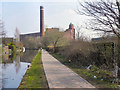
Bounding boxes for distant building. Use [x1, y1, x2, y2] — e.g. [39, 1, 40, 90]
[20, 6, 45, 41]
[20, 32, 40, 41]
[65, 23, 75, 40]
[92, 36, 118, 43]
[46, 28, 59, 32]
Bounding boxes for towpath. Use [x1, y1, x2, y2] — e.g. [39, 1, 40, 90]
[42, 50, 95, 88]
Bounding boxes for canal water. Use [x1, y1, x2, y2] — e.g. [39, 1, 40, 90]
[1, 50, 38, 88]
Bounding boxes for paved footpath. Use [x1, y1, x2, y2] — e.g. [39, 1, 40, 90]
[42, 50, 95, 88]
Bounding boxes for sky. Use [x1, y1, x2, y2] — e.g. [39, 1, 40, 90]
[1, 0, 102, 39]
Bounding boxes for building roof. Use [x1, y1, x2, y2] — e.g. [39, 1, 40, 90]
[70, 22, 73, 25]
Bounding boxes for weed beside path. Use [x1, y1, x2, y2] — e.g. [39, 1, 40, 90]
[19, 50, 48, 88]
[50, 52, 118, 88]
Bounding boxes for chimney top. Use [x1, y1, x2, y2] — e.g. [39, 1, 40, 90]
[40, 6, 44, 9]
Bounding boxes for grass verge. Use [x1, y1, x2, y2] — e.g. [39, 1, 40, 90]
[19, 50, 48, 88]
[50, 52, 119, 88]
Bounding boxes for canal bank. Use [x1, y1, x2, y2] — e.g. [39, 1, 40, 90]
[2, 50, 38, 88]
[19, 50, 48, 88]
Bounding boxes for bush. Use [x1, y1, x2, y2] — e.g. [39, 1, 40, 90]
[53, 39, 116, 71]
[54, 39, 95, 66]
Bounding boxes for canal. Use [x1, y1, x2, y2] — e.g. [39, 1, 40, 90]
[1, 50, 38, 88]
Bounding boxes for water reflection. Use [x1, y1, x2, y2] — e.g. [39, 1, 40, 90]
[2, 62, 30, 88]
[2, 50, 38, 88]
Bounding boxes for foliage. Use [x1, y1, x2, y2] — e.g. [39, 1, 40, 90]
[12, 44, 16, 53]
[42, 29, 70, 52]
[7, 42, 16, 53]
[21, 36, 42, 49]
[51, 39, 95, 66]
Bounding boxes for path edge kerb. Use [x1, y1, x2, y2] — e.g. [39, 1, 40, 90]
[41, 49, 50, 88]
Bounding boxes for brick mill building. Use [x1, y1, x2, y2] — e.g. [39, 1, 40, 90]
[20, 6, 75, 41]
[65, 23, 75, 40]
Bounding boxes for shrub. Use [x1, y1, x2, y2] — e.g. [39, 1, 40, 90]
[53, 38, 116, 71]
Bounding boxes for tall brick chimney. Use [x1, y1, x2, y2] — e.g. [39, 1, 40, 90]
[40, 6, 44, 37]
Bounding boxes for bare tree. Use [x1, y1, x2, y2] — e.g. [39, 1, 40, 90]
[14, 27, 20, 42]
[75, 25, 81, 39]
[75, 25, 87, 40]
[77, 0, 120, 38]
[0, 20, 6, 38]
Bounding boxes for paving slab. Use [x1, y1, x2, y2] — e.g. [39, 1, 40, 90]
[42, 50, 95, 88]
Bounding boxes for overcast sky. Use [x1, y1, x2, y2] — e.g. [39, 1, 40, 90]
[1, 0, 102, 39]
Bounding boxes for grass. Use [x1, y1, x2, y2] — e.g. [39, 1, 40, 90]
[50, 52, 119, 88]
[19, 50, 48, 88]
